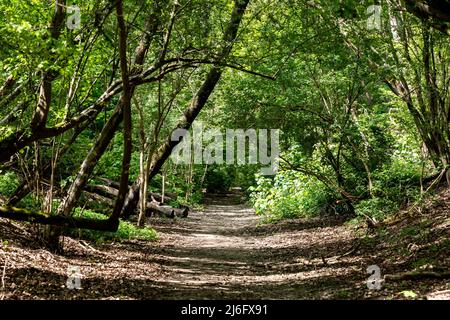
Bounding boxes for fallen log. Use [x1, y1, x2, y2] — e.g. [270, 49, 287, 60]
[85, 184, 119, 199]
[83, 191, 115, 214]
[0, 206, 118, 231]
[146, 201, 189, 218]
[92, 178, 175, 203]
[149, 192, 174, 204]
[84, 191, 114, 206]
[83, 186, 189, 218]
[96, 177, 125, 190]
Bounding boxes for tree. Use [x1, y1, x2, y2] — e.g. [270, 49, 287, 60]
[0, 0, 253, 242]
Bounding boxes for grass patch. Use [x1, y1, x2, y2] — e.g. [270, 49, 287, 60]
[70, 208, 158, 243]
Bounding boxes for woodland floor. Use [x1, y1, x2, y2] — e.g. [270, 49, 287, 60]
[0, 192, 449, 300]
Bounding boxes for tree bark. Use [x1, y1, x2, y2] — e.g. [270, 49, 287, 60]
[0, 75, 15, 98]
[110, 0, 133, 222]
[30, 0, 66, 130]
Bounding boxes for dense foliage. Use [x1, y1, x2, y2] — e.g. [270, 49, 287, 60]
[0, 0, 449, 245]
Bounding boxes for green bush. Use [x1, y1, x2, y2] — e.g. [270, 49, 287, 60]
[250, 155, 424, 223]
[355, 157, 422, 220]
[0, 171, 20, 196]
[249, 170, 334, 221]
[354, 197, 399, 221]
[94, 132, 140, 181]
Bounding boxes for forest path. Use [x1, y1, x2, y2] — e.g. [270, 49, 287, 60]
[139, 192, 365, 299]
[0, 192, 364, 299]
[2, 192, 448, 299]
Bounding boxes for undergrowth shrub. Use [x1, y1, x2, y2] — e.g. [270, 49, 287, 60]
[249, 171, 333, 221]
[0, 171, 19, 197]
[355, 157, 422, 220]
[250, 156, 425, 223]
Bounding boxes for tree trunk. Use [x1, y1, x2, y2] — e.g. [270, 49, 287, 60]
[110, 0, 133, 222]
[57, 104, 123, 216]
[0, 206, 119, 231]
[39, 225, 62, 253]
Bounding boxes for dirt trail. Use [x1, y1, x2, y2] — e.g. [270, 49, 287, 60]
[0, 192, 448, 299]
[146, 193, 370, 299]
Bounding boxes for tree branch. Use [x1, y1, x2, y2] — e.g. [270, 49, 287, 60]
[0, 206, 118, 231]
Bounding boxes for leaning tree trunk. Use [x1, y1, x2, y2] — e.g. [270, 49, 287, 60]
[121, 0, 251, 217]
[34, 0, 66, 252]
[57, 104, 123, 217]
[110, 0, 133, 222]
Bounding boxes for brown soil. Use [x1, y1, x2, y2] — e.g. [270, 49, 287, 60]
[0, 192, 448, 300]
